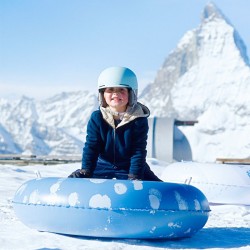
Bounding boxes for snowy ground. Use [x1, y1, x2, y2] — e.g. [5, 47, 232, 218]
[0, 161, 250, 250]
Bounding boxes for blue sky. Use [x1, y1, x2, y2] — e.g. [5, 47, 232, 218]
[1, 0, 250, 99]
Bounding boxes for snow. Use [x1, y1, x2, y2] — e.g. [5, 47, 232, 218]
[0, 3, 250, 248]
[1, 161, 249, 250]
[161, 161, 250, 206]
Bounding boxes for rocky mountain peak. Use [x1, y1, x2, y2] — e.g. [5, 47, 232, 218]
[139, 2, 250, 118]
[139, 3, 250, 161]
[202, 2, 226, 22]
[201, 2, 249, 65]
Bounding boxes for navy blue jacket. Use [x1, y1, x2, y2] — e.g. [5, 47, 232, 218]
[81, 104, 149, 178]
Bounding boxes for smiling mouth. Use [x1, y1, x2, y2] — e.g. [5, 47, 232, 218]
[111, 97, 122, 101]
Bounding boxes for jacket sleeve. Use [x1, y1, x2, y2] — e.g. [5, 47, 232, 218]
[129, 117, 148, 178]
[81, 111, 102, 175]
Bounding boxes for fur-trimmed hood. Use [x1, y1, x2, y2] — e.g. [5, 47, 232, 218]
[100, 102, 150, 129]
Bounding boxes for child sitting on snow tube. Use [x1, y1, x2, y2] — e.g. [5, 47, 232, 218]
[69, 66, 162, 181]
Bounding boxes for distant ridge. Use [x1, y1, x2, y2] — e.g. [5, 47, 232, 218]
[0, 91, 98, 155]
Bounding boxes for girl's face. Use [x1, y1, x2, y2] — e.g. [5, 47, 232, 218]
[103, 87, 129, 112]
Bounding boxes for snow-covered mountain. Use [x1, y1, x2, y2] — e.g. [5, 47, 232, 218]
[1, 2, 250, 162]
[140, 2, 250, 162]
[0, 92, 98, 155]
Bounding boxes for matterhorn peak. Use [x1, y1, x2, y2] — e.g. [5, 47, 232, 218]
[201, 2, 249, 65]
[202, 2, 226, 22]
[139, 2, 250, 162]
[140, 1, 250, 118]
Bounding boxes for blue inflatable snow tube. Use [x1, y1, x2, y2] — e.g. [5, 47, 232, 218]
[13, 178, 210, 239]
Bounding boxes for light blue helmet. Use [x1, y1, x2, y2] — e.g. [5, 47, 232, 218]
[98, 66, 138, 107]
[98, 66, 138, 91]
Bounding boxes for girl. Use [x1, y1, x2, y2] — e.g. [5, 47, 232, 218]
[69, 66, 162, 181]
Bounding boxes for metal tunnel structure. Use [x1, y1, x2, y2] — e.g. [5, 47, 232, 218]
[147, 117, 197, 162]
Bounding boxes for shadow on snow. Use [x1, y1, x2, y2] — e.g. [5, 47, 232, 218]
[60, 227, 250, 249]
